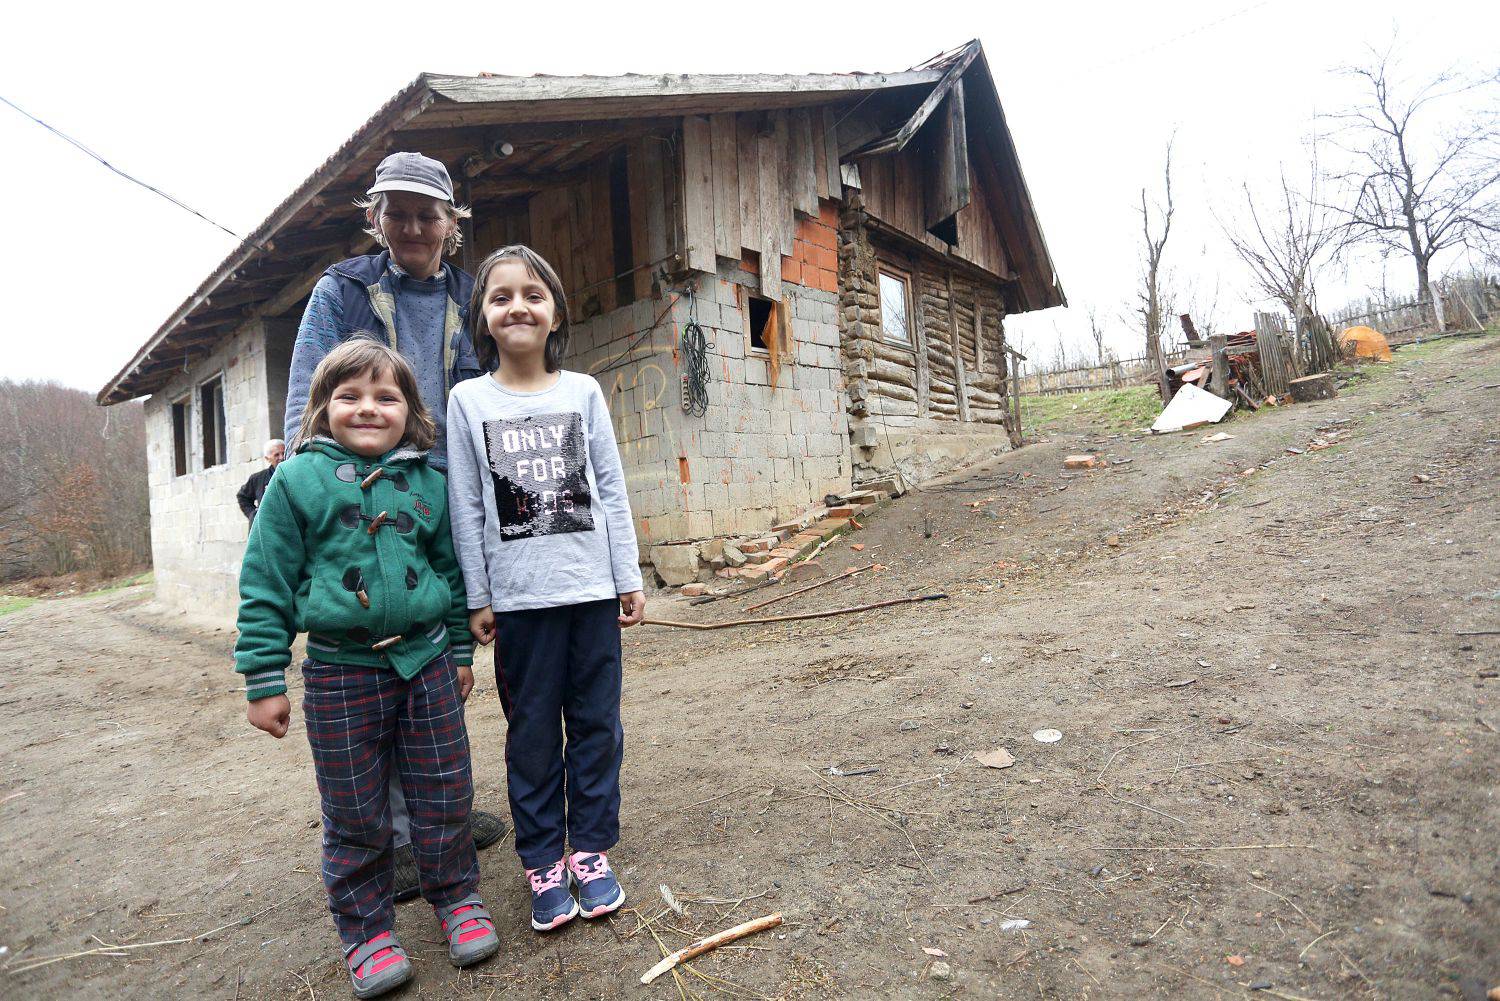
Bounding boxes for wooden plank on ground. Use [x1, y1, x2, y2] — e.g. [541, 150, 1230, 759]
[709, 113, 741, 259]
[681, 115, 717, 273]
[737, 113, 762, 254]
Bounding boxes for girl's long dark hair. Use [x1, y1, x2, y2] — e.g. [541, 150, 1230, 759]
[466, 245, 571, 373]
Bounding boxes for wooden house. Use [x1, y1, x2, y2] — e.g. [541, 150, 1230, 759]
[99, 41, 1063, 614]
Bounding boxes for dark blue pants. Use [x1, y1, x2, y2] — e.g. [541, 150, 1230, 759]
[493, 598, 623, 870]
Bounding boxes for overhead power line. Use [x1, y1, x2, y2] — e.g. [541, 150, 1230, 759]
[0, 93, 250, 244]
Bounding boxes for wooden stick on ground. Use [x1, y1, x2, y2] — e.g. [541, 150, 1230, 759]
[640, 912, 783, 984]
[744, 564, 874, 613]
[643, 593, 947, 631]
[1088, 843, 1318, 852]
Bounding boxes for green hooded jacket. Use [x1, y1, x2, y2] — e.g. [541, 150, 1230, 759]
[233, 438, 473, 701]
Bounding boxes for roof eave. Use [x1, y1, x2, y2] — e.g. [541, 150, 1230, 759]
[96, 75, 439, 405]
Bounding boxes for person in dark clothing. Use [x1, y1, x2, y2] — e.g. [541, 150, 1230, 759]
[236, 439, 286, 523]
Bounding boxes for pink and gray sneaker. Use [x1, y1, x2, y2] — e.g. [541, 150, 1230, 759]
[526, 859, 580, 932]
[344, 931, 411, 999]
[568, 851, 626, 918]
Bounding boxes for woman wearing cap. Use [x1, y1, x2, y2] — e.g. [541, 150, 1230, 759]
[283, 152, 508, 904]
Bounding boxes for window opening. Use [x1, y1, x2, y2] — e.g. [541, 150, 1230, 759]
[171, 399, 190, 477]
[200, 376, 227, 468]
[879, 271, 911, 345]
[748, 295, 775, 353]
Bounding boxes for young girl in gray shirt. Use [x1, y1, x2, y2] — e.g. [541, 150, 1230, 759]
[445, 245, 645, 934]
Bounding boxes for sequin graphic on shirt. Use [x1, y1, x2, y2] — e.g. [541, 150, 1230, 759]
[482, 412, 593, 540]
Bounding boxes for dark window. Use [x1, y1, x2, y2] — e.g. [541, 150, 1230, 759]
[200, 377, 227, 468]
[171, 399, 190, 477]
[748, 295, 775, 353]
[608, 147, 635, 304]
[879, 271, 911, 344]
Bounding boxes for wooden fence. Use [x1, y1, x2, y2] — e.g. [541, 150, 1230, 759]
[1328, 276, 1500, 344]
[1017, 349, 1189, 396]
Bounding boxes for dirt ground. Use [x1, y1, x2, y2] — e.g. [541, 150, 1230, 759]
[2, 333, 1497, 1000]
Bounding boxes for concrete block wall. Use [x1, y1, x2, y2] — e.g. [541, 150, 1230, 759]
[567, 257, 851, 551]
[566, 297, 686, 549]
[144, 320, 273, 623]
[678, 258, 851, 540]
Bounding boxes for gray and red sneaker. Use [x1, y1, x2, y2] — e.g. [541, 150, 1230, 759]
[344, 931, 411, 999]
[568, 851, 626, 918]
[526, 859, 579, 932]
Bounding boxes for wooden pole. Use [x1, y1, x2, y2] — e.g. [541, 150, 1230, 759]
[1208, 334, 1230, 400]
[743, 564, 874, 612]
[642, 593, 947, 631]
[640, 913, 783, 984]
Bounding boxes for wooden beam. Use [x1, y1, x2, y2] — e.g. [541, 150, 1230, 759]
[788, 108, 819, 217]
[709, 113, 741, 258]
[423, 69, 944, 108]
[680, 115, 717, 273]
[736, 113, 763, 254]
[756, 124, 782, 300]
[946, 271, 971, 421]
[820, 107, 842, 197]
[922, 79, 971, 243]
[909, 256, 931, 416]
[99, 82, 436, 405]
[845, 42, 980, 158]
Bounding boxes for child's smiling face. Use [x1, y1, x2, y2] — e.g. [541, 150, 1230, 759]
[481, 259, 559, 363]
[327, 367, 408, 458]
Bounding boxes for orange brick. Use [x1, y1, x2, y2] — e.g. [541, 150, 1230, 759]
[762, 556, 790, 576]
[812, 245, 837, 271]
[818, 200, 839, 226]
[818, 268, 839, 293]
[741, 252, 759, 274]
[782, 257, 803, 284]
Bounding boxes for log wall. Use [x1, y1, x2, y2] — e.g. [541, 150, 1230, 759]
[837, 189, 1015, 477]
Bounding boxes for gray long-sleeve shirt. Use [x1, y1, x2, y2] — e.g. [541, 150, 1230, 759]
[446, 371, 643, 612]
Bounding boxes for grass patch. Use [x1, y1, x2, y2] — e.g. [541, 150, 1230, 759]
[1021, 385, 1162, 436]
[92, 571, 154, 596]
[0, 595, 37, 617]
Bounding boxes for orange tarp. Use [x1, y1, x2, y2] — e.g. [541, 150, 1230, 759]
[1338, 325, 1392, 361]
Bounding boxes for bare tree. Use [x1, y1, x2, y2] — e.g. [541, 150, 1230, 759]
[1327, 44, 1500, 327]
[1224, 165, 1346, 322]
[1137, 141, 1175, 398]
[1085, 307, 1110, 366]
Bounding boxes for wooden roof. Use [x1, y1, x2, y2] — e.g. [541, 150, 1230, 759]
[99, 45, 1060, 405]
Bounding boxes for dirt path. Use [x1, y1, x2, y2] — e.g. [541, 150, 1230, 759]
[2, 334, 1497, 1000]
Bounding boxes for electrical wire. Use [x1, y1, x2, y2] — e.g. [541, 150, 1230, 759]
[0, 93, 253, 245]
[679, 288, 714, 417]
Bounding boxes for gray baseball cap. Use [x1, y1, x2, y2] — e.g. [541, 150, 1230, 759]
[367, 152, 454, 202]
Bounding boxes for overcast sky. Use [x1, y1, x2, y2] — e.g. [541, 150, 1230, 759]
[1, 0, 1495, 395]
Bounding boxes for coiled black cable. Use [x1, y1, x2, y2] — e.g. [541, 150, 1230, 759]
[680, 317, 713, 418]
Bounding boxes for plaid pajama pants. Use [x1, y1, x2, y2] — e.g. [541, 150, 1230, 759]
[301, 650, 479, 946]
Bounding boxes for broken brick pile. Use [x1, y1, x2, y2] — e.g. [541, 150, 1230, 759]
[648, 485, 895, 589]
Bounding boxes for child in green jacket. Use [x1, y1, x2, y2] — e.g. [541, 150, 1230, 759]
[235, 339, 498, 998]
